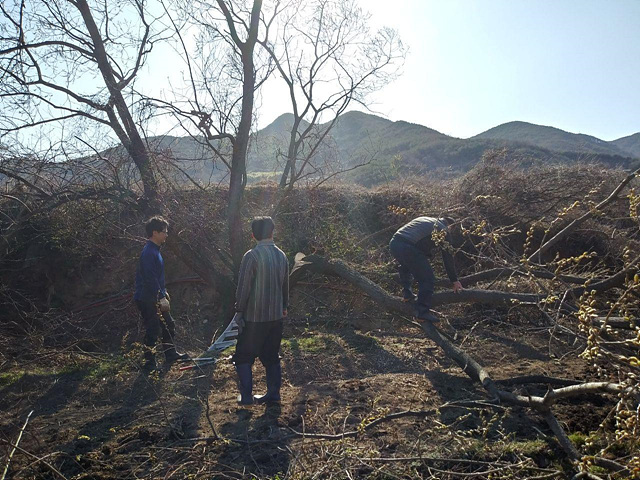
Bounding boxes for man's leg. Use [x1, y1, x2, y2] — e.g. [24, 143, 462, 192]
[232, 322, 262, 405]
[255, 320, 284, 404]
[136, 300, 160, 371]
[409, 254, 437, 322]
[389, 238, 416, 301]
[159, 311, 188, 362]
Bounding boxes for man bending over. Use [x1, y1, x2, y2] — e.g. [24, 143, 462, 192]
[389, 216, 463, 323]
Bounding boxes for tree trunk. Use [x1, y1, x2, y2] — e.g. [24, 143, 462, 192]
[75, 0, 160, 214]
[223, 0, 262, 272]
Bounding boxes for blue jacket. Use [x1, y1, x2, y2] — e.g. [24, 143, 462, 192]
[133, 241, 167, 303]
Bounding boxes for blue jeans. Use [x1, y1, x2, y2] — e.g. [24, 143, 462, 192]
[389, 236, 435, 311]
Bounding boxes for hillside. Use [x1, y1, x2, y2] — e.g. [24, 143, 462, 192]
[64, 113, 638, 189]
[247, 113, 636, 185]
[1, 164, 638, 479]
[473, 121, 630, 157]
[612, 131, 640, 158]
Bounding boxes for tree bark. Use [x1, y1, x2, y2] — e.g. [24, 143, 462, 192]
[218, 0, 263, 272]
[75, 0, 160, 214]
[290, 252, 636, 466]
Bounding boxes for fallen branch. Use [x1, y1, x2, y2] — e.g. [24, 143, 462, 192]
[0, 437, 66, 480]
[1, 410, 34, 480]
[291, 252, 637, 469]
[528, 167, 639, 263]
[438, 267, 591, 288]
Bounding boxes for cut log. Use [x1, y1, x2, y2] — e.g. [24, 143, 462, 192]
[290, 252, 637, 468]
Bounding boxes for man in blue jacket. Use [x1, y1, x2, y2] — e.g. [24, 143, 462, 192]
[134, 216, 188, 371]
[389, 216, 463, 323]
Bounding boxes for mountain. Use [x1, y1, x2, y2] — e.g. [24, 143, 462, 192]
[65, 113, 636, 189]
[612, 132, 640, 159]
[244, 113, 636, 185]
[473, 121, 630, 157]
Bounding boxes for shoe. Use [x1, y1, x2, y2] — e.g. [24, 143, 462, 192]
[142, 351, 157, 373]
[414, 304, 440, 324]
[235, 363, 254, 405]
[254, 362, 282, 404]
[164, 348, 190, 363]
[402, 289, 416, 302]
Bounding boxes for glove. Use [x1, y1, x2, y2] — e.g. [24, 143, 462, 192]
[158, 297, 170, 312]
[233, 312, 245, 335]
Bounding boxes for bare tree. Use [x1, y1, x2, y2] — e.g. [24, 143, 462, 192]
[258, 0, 405, 192]
[0, 0, 166, 212]
[157, 0, 275, 269]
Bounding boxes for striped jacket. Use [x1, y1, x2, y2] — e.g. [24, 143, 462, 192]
[235, 239, 289, 323]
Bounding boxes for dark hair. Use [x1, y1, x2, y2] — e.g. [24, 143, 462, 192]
[145, 216, 169, 238]
[251, 216, 275, 241]
[440, 216, 455, 227]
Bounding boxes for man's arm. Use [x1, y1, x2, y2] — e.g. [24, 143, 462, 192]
[440, 229, 464, 292]
[235, 251, 256, 312]
[141, 251, 163, 301]
[282, 257, 290, 316]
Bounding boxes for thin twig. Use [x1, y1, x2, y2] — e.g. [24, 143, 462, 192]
[1, 410, 34, 480]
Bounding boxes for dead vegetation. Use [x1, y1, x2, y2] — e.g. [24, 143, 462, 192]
[1, 160, 640, 479]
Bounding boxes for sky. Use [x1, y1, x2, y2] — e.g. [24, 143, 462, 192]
[256, 0, 640, 141]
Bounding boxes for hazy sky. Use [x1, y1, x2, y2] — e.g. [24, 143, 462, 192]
[257, 0, 640, 141]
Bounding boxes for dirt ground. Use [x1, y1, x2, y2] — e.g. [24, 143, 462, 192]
[1, 286, 621, 480]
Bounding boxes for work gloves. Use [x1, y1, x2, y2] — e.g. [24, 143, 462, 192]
[158, 297, 170, 312]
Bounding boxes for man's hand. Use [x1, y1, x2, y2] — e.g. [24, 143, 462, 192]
[158, 297, 171, 312]
[452, 281, 463, 293]
[233, 312, 245, 335]
[164, 291, 171, 302]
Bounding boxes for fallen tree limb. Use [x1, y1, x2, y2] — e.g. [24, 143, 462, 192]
[495, 375, 581, 387]
[293, 254, 543, 309]
[593, 317, 637, 330]
[291, 252, 637, 470]
[528, 166, 639, 263]
[437, 267, 591, 288]
[1, 410, 34, 480]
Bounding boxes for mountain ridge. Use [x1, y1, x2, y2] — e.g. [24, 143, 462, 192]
[135, 112, 639, 186]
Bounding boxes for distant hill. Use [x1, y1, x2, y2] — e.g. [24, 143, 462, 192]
[474, 121, 631, 157]
[78, 113, 637, 188]
[612, 132, 640, 159]
[244, 113, 636, 185]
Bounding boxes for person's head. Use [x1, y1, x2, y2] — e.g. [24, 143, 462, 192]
[251, 216, 275, 241]
[145, 216, 169, 245]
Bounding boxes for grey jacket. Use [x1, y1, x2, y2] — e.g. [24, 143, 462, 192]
[393, 216, 458, 282]
[235, 239, 289, 323]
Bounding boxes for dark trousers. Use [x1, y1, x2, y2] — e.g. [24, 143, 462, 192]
[233, 320, 283, 367]
[135, 300, 176, 352]
[389, 236, 435, 309]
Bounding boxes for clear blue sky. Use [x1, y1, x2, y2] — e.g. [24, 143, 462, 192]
[258, 0, 640, 140]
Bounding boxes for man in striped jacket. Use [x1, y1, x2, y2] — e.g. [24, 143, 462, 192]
[233, 216, 289, 405]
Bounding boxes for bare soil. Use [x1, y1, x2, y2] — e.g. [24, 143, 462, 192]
[0, 294, 616, 480]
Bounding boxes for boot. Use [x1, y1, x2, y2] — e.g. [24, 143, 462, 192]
[415, 304, 440, 324]
[235, 363, 254, 405]
[164, 345, 189, 363]
[254, 362, 281, 404]
[402, 288, 416, 302]
[142, 350, 156, 372]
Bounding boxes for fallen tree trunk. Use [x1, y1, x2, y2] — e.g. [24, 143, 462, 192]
[291, 252, 636, 474]
[437, 267, 592, 288]
[292, 253, 543, 308]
